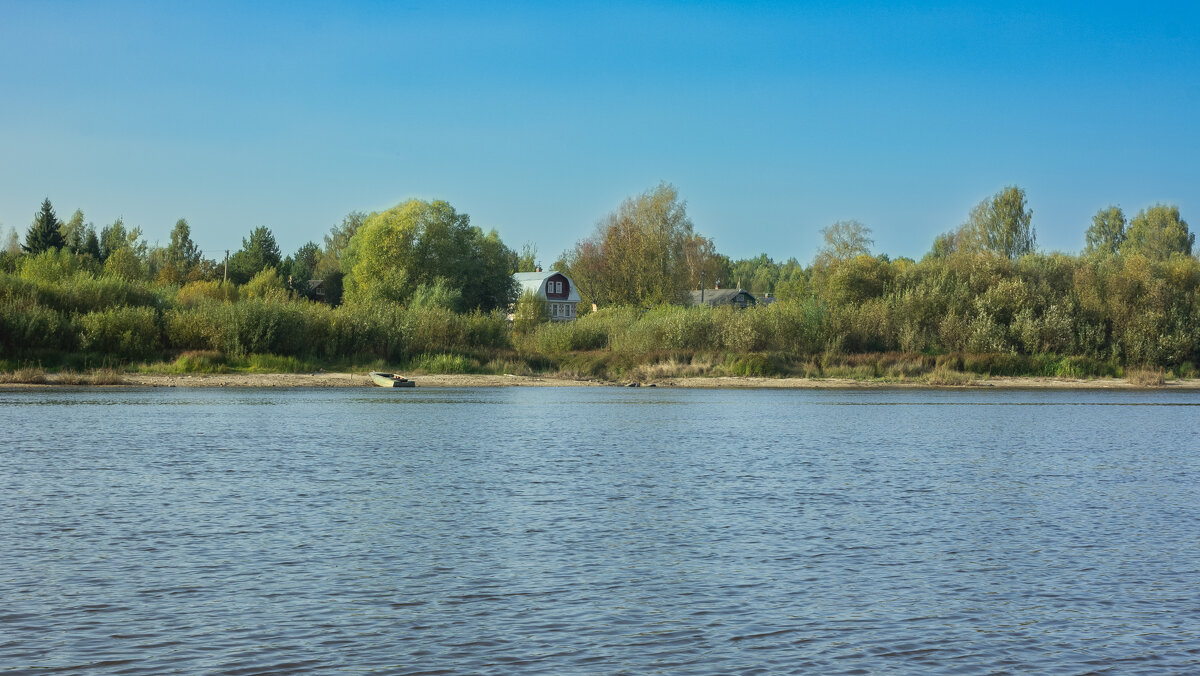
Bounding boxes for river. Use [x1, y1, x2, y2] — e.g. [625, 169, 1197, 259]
[2, 386, 1199, 674]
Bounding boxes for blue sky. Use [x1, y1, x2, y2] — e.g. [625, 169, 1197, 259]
[2, 1, 1197, 265]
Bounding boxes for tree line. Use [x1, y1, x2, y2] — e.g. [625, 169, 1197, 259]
[1, 184, 1197, 372]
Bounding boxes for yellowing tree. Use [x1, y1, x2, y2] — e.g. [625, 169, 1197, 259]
[1121, 204, 1192, 259]
[558, 183, 717, 307]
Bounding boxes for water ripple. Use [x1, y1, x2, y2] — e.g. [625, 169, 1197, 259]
[2, 387, 1199, 673]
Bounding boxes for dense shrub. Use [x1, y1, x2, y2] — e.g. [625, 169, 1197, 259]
[0, 297, 74, 354]
[177, 280, 241, 306]
[79, 307, 160, 358]
[4, 241, 1200, 374]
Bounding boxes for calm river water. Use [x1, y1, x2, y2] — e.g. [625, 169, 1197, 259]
[2, 386, 1200, 674]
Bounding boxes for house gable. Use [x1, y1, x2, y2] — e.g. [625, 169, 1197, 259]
[512, 270, 582, 321]
[544, 272, 570, 300]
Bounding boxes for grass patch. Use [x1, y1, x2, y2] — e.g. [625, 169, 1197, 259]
[483, 358, 534, 376]
[410, 352, 480, 374]
[923, 367, 975, 386]
[0, 365, 48, 384]
[56, 368, 127, 385]
[629, 354, 716, 381]
[720, 352, 778, 377]
[239, 353, 316, 373]
[1125, 367, 1167, 387]
[162, 350, 229, 373]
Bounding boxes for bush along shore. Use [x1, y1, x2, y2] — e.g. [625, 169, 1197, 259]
[2, 247, 1199, 387]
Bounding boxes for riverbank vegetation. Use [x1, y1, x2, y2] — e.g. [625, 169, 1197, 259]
[2, 186, 1197, 383]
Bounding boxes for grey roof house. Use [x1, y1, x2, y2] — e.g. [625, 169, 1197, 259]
[688, 288, 757, 308]
[514, 270, 581, 321]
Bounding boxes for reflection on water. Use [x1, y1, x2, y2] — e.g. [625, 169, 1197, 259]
[2, 387, 1199, 674]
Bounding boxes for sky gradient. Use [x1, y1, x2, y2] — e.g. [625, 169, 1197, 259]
[2, 1, 1197, 266]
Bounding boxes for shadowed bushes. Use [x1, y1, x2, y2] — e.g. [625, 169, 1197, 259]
[79, 307, 160, 359]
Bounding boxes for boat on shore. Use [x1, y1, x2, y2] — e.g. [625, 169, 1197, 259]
[369, 372, 415, 388]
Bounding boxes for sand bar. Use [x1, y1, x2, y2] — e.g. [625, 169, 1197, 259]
[4, 372, 1200, 390]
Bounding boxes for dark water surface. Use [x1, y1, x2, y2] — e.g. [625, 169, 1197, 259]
[3, 386, 1200, 674]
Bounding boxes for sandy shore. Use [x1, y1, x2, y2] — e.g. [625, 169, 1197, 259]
[5, 372, 1199, 390]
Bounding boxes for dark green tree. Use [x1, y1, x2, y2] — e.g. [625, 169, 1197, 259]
[288, 242, 321, 280]
[166, 218, 202, 269]
[286, 241, 322, 296]
[82, 225, 101, 260]
[22, 198, 66, 254]
[319, 269, 345, 306]
[228, 226, 282, 284]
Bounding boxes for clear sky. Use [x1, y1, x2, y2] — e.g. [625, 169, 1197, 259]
[2, 1, 1197, 266]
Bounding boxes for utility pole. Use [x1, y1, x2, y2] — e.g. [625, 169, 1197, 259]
[223, 250, 229, 284]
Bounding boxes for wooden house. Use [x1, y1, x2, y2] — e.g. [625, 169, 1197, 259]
[514, 270, 581, 321]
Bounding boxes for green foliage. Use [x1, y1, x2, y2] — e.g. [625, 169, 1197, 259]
[166, 218, 202, 275]
[81, 227, 101, 261]
[103, 247, 147, 281]
[512, 289, 549, 335]
[167, 350, 228, 373]
[558, 183, 714, 307]
[1121, 204, 1193, 259]
[18, 248, 90, 282]
[343, 199, 518, 312]
[1084, 206, 1126, 257]
[0, 297, 73, 354]
[99, 218, 146, 262]
[516, 242, 539, 272]
[727, 253, 799, 296]
[322, 211, 365, 275]
[319, 269, 344, 306]
[228, 226, 283, 284]
[286, 241, 322, 291]
[410, 352, 480, 374]
[958, 186, 1036, 259]
[79, 307, 160, 359]
[722, 352, 782, 377]
[241, 353, 314, 373]
[60, 209, 87, 254]
[244, 267, 289, 301]
[177, 280, 240, 306]
[2, 189, 1199, 378]
[22, 198, 66, 254]
[409, 279, 464, 311]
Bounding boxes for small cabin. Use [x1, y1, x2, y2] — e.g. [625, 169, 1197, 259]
[514, 270, 581, 321]
[689, 288, 757, 309]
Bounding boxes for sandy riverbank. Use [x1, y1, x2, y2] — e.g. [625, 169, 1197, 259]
[5, 371, 1200, 389]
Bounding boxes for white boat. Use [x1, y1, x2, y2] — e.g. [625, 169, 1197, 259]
[369, 372, 415, 388]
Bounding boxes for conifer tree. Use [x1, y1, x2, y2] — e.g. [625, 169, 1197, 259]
[22, 198, 66, 254]
[82, 226, 102, 260]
